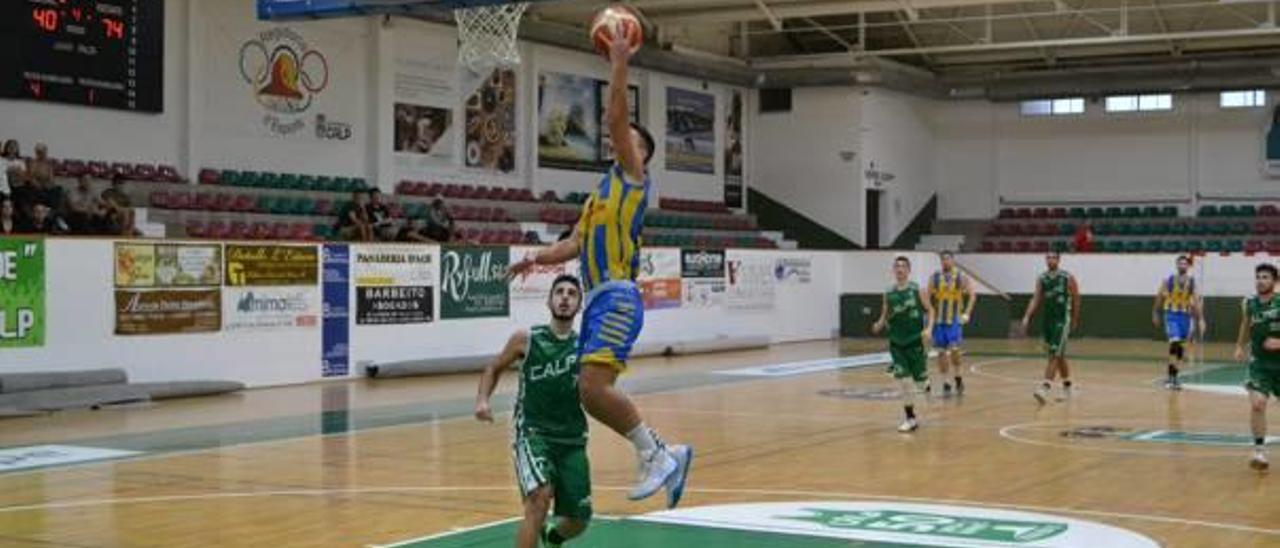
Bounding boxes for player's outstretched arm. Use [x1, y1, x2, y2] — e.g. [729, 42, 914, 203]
[606, 26, 644, 183]
[506, 226, 582, 279]
[475, 330, 529, 423]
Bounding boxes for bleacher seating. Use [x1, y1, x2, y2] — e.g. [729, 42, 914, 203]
[975, 202, 1280, 254]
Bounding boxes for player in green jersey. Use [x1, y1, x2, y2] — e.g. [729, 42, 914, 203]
[1234, 263, 1280, 472]
[1021, 252, 1081, 405]
[475, 275, 590, 548]
[873, 256, 935, 433]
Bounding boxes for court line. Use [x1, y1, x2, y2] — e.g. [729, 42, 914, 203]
[0, 484, 1273, 538]
[369, 516, 521, 548]
[998, 420, 1253, 457]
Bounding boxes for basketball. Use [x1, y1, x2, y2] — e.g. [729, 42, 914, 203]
[590, 4, 643, 58]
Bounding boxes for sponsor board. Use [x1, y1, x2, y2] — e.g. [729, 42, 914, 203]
[356, 286, 434, 325]
[322, 245, 351, 377]
[225, 244, 319, 286]
[775, 257, 813, 284]
[0, 239, 44, 348]
[115, 243, 221, 288]
[638, 247, 681, 310]
[440, 246, 509, 319]
[638, 502, 1160, 548]
[509, 246, 577, 301]
[726, 252, 776, 311]
[0, 445, 141, 473]
[223, 287, 319, 331]
[353, 247, 437, 286]
[114, 289, 221, 335]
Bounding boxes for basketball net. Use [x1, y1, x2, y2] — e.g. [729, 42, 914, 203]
[455, 2, 528, 73]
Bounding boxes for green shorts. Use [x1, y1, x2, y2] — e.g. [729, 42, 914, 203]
[513, 434, 592, 520]
[890, 342, 928, 383]
[1043, 320, 1069, 357]
[1246, 363, 1280, 399]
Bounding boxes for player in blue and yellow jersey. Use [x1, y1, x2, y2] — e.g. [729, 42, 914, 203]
[1152, 255, 1205, 390]
[507, 26, 692, 510]
[926, 251, 976, 397]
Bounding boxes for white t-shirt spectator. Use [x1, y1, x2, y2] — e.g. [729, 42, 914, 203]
[1, 158, 24, 196]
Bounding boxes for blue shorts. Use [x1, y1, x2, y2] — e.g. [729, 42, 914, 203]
[932, 323, 963, 349]
[579, 282, 645, 372]
[1164, 311, 1191, 342]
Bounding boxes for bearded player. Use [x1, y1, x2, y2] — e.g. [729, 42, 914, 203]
[507, 26, 692, 509]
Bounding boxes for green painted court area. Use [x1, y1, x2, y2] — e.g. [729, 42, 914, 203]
[1181, 363, 1248, 387]
[385, 518, 930, 548]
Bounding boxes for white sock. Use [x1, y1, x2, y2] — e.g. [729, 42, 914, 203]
[626, 423, 660, 455]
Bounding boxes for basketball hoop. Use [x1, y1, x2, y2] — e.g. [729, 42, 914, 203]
[455, 2, 528, 73]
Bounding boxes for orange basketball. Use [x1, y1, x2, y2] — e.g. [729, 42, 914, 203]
[590, 4, 643, 58]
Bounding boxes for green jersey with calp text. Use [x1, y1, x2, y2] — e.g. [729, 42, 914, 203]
[1247, 295, 1280, 370]
[514, 325, 587, 445]
[887, 282, 925, 346]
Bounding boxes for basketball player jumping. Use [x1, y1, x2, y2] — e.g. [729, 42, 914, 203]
[476, 275, 590, 548]
[1234, 263, 1280, 471]
[927, 251, 975, 396]
[873, 256, 935, 433]
[1152, 255, 1204, 390]
[507, 27, 693, 508]
[1021, 252, 1081, 404]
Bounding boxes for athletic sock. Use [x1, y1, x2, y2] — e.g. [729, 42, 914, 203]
[626, 423, 661, 455]
[1167, 364, 1179, 378]
[955, 376, 963, 387]
[1257, 438, 1266, 447]
[904, 405, 916, 420]
[545, 527, 567, 544]
[1063, 380, 1073, 389]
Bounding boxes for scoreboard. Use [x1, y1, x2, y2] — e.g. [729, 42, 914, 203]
[2, 0, 164, 113]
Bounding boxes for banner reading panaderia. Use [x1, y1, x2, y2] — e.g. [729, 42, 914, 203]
[353, 246, 436, 325]
[440, 246, 509, 319]
[0, 239, 44, 348]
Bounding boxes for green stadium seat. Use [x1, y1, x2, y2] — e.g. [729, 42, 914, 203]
[1051, 240, 1069, 253]
[1240, 205, 1258, 217]
[255, 195, 273, 213]
[1160, 206, 1178, 218]
[1106, 206, 1123, 218]
[1114, 223, 1133, 236]
[279, 173, 300, 189]
[353, 178, 369, 190]
[1190, 223, 1210, 236]
[294, 197, 314, 215]
[1219, 205, 1240, 217]
[1069, 207, 1087, 219]
[1123, 206, 1141, 218]
[294, 175, 314, 191]
[1124, 241, 1143, 253]
[1198, 205, 1219, 217]
[1060, 223, 1076, 236]
[1227, 240, 1245, 253]
[1230, 222, 1250, 235]
[1162, 240, 1184, 253]
[240, 171, 261, 187]
[271, 197, 293, 215]
[315, 176, 333, 192]
[1185, 240, 1205, 253]
[1087, 207, 1105, 218]
[312, 224, 334, 239]
[221, 170, 241, 186]
[1211, 223, 1232, 236]
[259, 173, 280, 188]
[1150, 223, 1170, 236]
[1170, 222, 1190, 235]
[1096, 223, 1114, 236]
[1131, 223, 1153, 236]
[1206, 240, 1224, 253]
[1142, 206, 1161, 217]
[1144, 240, 1163, 253]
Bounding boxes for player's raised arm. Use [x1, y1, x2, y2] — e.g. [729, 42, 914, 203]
[475, 330, 529, 423]
[606, 26, 644, 183]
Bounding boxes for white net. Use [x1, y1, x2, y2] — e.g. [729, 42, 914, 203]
[455, 2, 529, 73]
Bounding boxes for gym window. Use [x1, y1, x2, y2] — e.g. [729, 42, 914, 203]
[1220, 90, 1266, 109]
[1106, 94, 1172, 113]
[1021, 97, 1084, 117]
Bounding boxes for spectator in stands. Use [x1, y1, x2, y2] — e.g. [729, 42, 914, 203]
[1, 139, 25, 198]
[336, 190, 372, 241]
[424, 198, 455, 243]
[1074, 222, 1095, 253]
[396, 217, 432, 243]
[0, 197, 16, 235]
[100, 176, 138, 237]
[18, 202, 65, 235]
[66, 175, 102, 233]
[27, 143, 54, 185]
[365, 189, 396, 241]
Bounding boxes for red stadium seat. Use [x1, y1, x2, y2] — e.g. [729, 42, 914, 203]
[229, 221, 250, 239]
[541, 191, 558, 202]
[1246, 240, 1265, 254]
[251, 223, 272, 240]
[207, 221, 230, 239]
[1033, 241, 1050, 253]
[135, 164, 159, 181]
[1014, 240, 1032, 253]
[149, 191, 170, 209]
[194, 193, 217, 211]
[427, 183, 444, 196]
[396, 180, 414, 194]
[1254, 222, 1271, 235]
[158, 165, 183, 183]
[979, 241, 995, 252]
[1261, 204, 1279, 217]
[185, 220, 206, 238]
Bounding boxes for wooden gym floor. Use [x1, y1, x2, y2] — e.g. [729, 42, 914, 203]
[0, 338, 1275, 547]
